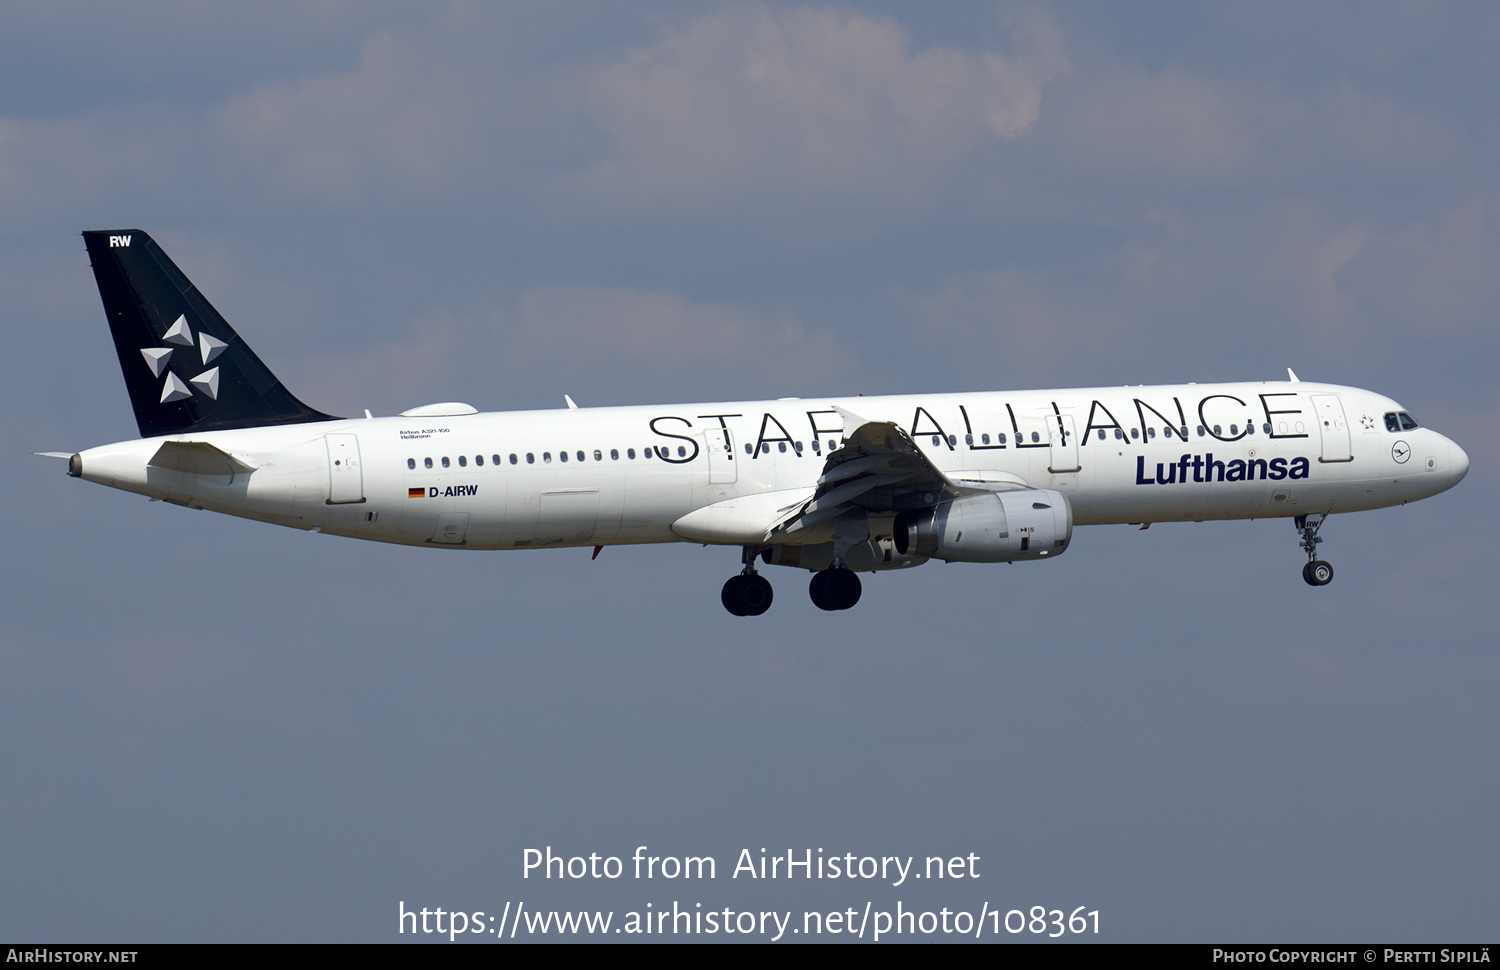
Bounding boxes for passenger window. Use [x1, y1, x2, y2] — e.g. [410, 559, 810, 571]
[982, 434, 991, 444]
[458, 455, 467, 467]
[931, 435, 940, 446]
[644, 447, 652, 459]
[424, 457, 433, 469]
[1097, 429, 1105, 441]
[997, 434, 1007, 444]
[493, 455, 501, 465]
[744, 443, 752, 455]
[442, 457, 450, 468]
[1196, 426, 1205, 437]
[526, 453, 534, 464]
[1114, 429, 1124, 440]
[475, 455, 483, 466]
[594, 450, 602, 461]
[407, 458, 415, 469]
[1261, 425, 1269, 435]
[794, 441, 803, 453]
[1147, 427, 1156, 440]
[559, 451, 568, 462]
[577, 451, 585, 462]
[1130, 428, 1139, 440]
[678, 446, 687, 457]
[778, 442, 786, 453]
[1384, 413, 1399, 432]
[1229, 424, 1238, 436]
[948, 435, 957, 446]
[627, 448, 636, 459]
[1031, 432, 1040, 443]
[762, 443, 770, 454]
[1212, 425, 1222, 436]
[1399, 412, 1419, 430]
[543, 452, 552, 463]
[965, 434, 973, 446]
[610, 449, 619, 460]
[828, 440, 837, 450]
[509, 454, 517, 464]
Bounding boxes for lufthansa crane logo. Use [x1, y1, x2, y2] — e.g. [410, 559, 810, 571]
[1392, 440, 1411, 463]
[139, 315, 227, 402]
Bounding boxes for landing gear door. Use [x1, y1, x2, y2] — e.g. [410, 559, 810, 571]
[1310, 394, 1352, 462]
[1048, 414, 1080, 473]
[325, 433, 365, 504]
[706, 428, 737, 484]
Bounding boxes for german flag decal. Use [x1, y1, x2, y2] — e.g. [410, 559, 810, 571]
[408, 487, 425, 498]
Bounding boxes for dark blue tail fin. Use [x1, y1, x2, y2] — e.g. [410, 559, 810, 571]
[83, 229, 340, 437]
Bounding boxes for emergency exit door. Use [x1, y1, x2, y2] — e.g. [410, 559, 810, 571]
[1049, 414, 1080, 473]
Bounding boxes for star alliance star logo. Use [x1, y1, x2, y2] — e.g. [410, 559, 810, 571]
[1359, 414, 1375, 430]
[139, 314, 226, 402]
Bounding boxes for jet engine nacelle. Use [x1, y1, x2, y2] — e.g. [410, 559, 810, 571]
[895, 489, 1072, 563]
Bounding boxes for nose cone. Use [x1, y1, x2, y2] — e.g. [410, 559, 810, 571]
[1449, 437, 1470, 485]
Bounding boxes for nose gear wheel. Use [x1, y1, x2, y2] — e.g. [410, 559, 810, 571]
[1295, 515, 1334, 586]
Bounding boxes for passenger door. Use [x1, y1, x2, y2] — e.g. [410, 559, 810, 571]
[325, 434, 365, 504]
[1310, 394, 1352, 462]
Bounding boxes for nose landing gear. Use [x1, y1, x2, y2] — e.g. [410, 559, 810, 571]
[1296, 514, 1334, 586]
[722, 546, 774, 616]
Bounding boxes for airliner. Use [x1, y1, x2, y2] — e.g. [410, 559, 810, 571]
[43, 230, 1469, 615]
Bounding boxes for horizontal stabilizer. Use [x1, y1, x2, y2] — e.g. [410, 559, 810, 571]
[148, 440, 257, 477]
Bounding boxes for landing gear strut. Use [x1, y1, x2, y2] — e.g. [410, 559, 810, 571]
[809, 567, 862, 611]
[722, 545, 774, 616]
[1296, 514, 1334, 587]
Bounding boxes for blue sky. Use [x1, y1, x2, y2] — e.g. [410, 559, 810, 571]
[3, 2, 1496, 941]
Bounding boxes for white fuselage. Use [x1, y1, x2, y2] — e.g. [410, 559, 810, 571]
[74, 381, 1469, 553]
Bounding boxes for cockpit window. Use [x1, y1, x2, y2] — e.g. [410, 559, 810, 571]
[1384, 413, 1399, 432]
[1398, 411, 1419, 430]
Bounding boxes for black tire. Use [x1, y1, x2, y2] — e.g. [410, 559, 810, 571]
[810, 568, 862, 610]
[826, 568, 862, 610]
[721, 574, 749, 615]
[740, 574, 774, 616]
[1302, 561, 1317, 586]
[1309, 560, 1334, 586]
[808, 570, 837, 611]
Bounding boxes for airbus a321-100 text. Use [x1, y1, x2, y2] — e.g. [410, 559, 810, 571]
[44, 230, 1469, 615]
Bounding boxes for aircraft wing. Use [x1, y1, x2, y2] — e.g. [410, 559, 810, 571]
[769, 406, 980, 539]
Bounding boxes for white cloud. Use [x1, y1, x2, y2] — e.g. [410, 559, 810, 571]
[576, 4, 1066, 211]
[295, 285, 856, 415]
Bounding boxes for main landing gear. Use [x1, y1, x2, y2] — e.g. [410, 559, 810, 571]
[722, 546, 774, 616]
[809, 567, 862, 611]
[1296, 514, 1334, 587]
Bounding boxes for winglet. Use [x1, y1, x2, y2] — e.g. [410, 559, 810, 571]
[564, 395, 579, 410]
[1287, 368, 1300, 383]
[832, 405, 872, 437]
